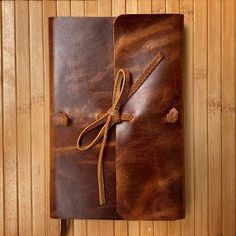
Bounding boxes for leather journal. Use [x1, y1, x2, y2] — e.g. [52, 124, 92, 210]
[49, 14, 184, 221]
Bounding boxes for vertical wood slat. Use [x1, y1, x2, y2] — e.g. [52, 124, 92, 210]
[208, 1, 222, 236]
[126, 0, 137, 14]
[193, 0, 208, 235]
[57, 0, 71, 16]
[138, 0, 152, 13]
[222, 0, 235, 236]
[71, 0, 85, 17]
[29, 1, 46, 236]
[87, 220, 114, 236]
[112, 0, 126, 16]
[98, 0, 111, 16]
[152, 0, 165, 14]
[0, 1, 235, 235]
[180, 0, 194, 235]
[15, 1, 32, 235]
[85, 0, 98, 17]
[0, 1, 4, 236]
[2, 1, 18, 236]
[43, 0, 59, 235]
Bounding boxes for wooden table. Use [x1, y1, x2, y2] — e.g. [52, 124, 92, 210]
[0, 0, 235, 235]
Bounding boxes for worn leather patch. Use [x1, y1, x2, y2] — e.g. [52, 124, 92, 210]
[49, 17, 119, 219]
[114, 14, 185, 220]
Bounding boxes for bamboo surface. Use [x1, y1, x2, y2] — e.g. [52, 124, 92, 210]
[0, 0, 235, 235]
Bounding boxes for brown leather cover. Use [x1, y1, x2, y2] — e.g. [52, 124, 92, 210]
[49, 15, 184, 220]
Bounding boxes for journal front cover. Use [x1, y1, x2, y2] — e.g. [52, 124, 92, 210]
[49, 14, 184, 220]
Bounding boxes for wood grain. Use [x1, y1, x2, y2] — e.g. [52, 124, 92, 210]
[16, 1, 32, 235]
[208, 1, 222, 235]
[222, 1, 235, 235]
[2, 1, 17, 236]
[0, 0, 235, 235]
[193, 0, 208, 235]
[29, 1, 46, 235]
[180, 0, 194, 235]
[0, 2, 3, 236]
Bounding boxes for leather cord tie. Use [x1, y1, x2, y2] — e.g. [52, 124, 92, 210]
[76, 51, 165, 205]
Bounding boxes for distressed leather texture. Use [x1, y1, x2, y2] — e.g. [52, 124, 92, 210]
[49, 15, 184, 220]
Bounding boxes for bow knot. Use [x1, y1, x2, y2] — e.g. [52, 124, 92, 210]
[108, 108, 121, 121]
[76, 52, 165, 205]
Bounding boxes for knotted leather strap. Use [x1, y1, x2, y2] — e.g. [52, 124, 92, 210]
[76, 51, 165, 205]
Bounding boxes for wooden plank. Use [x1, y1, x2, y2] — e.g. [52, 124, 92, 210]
[2, 1, 18, 236]
[180, 0, 194, 235]
[87, 220, 102, 236]
[0, 1, 4, 235]
[140, 221, 154, 236]
[74, 220, 87, 236]
[15, 1, 32, 235]
[138, 0, 152, 13]
[112, 0, 125, 15]
[71, 0, 85, 16]
[222, 0, 235, 235]
[98, 0, 111, 16]
[207, 1, 222, 236]
[128, 221, 140, 236]
[154, 222, 167, 236]
[166, 0, 179, 12]
[1, 1, 236, 236]
[42, 0, 59, 235]
[29, 1, 46, 235]
[88, 220, 113, 236]
[115, 221, 127, 236]
[57, 0, 71, 16]
[193, 0, 208, 235]
[126, 0, 137, 13]
[85, 0, 98, 16]
[100, 220, 114, 236]
[152, 0, 165, 13]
